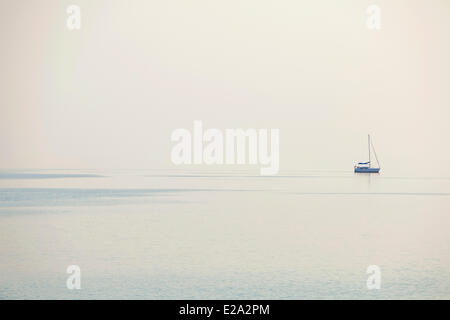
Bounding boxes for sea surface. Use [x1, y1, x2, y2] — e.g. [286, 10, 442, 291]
[0, 169, 449, 299]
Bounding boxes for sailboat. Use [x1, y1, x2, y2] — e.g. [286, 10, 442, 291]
[354, 134, 380, 173]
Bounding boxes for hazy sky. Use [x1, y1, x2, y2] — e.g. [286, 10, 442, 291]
[1, 0, 449, 175]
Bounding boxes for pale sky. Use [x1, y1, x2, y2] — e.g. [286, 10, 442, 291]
[1, 0, 449, 176]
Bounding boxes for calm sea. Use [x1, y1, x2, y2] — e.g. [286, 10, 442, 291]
[0, 169, 449, 299]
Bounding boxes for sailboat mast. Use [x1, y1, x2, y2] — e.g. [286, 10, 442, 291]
[368, 134, 371, 167]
